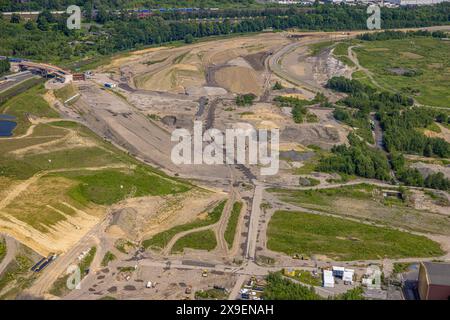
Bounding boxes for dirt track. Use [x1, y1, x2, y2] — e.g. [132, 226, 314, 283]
[74, 82, 231, 181]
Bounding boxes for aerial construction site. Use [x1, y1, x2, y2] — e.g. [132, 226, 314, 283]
[1, 16, 450, 302]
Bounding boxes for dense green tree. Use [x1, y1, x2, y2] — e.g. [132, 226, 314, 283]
[264, 273, 321, 300]
[24, 20, 36, 30]
[10, 13, 20, 23]
[0, 59, 10, 75]
[318, 132, 391, 181]
[272, 81, 283, 90]
[184, 33, 194, 44]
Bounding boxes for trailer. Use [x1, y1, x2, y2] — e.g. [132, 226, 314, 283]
[34, 254, 58, 273]
[104, 82, 117, 88]
[31, 257, 46, 272]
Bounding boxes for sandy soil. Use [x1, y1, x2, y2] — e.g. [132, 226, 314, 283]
[0, 174, 103, 256]
[240, 103, 285, 129]
[423, 124, 450, 143]
[410, 189, 450, 216]
[411, 162, 450, 179]
[102, 33, 289, 96]
[215, 66, 263, 95]
[106, 188, 227, 242]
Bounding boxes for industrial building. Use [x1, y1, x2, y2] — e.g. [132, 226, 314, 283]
[418, 262, 450, 300]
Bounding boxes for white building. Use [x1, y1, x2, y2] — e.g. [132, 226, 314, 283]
[323, 270, 335, 288]
[275, 0, 301, 3]
[343, 269, 355, 284]
[332, 266, 355, 284]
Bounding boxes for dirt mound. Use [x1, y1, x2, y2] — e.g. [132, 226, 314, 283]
[244, 51, 269, 71]
[240, 103, 285, 129]
[136, 63, 204, 93]
[279, 143, 310, 152]
[228, 57, 253, 68]
[161, 116, 177, 127]
[281, 124, 344, 150]
[109, 208, 139, 237]
[214, 66, 263, 95]
[423, 124, 450, 143]
[411, 162, 450, 179]
[185, 86, 227, 97]
[106, 189, 226, 241]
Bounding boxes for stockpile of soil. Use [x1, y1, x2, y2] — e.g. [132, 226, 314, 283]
[214, 66, 263, 95]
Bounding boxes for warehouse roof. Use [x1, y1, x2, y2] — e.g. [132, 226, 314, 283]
[423, 262, 450, 286]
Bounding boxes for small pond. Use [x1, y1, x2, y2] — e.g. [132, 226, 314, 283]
[0, 114, 17, 137]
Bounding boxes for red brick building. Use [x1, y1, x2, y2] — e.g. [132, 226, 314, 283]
[418, 262, 450, 300]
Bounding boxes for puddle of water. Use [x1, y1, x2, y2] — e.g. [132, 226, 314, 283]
[0, 120, 17, 137]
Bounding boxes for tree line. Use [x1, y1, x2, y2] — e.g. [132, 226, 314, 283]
[318, 132, 392, 182]
[1, 3, 449, 64]
[0, 59, 10, 76]
[0, 0, 258, 12]
[357, 29, 447, 41]
[391, 152, 449, 191]
[324, 75, 450, 190]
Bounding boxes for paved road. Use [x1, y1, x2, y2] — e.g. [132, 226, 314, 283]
[245, 182, 263, 260]
[268, 36, 341, 99]
[26, 218, 107, 297]
[0, 72, 36, 93]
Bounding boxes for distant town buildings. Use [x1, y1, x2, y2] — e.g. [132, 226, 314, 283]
[272, 0, 450, 5]
[324, 0, 450, 4]
[387, 0, 448, 4]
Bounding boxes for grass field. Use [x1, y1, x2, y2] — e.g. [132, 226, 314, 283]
[79, 247, 96, 274]
[283, 269, 322, 287]
[195, 288, 228, 300]
[54, 83, 79, 105]
[0, 254, 34, 299]
[333, 42, 356, 67]
[224, 201, 243, 249]
[142, 200, 226, 250]
[0, 113, 191, 229]
[293, 147, 330, 175]
[0, 238, 5, 263]
[269, 184, 450, 235]
[353, 37, 450, 107]
[0, 83, 59, 135]
[308, 41, 334, 56]
[101, 251, 116, 267]
[264, 272, 321, 300]
[171, 230, 217, 253]
[351, 69, 374, 88]
[62, 167, 189, 206]
[267, 211, 443, 261]
[0, 85, 191, 251]
[115, 239, 135, 254]
[0, 77, 44, 106]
